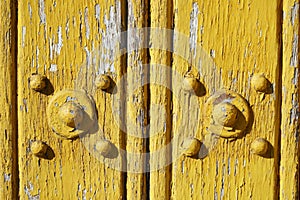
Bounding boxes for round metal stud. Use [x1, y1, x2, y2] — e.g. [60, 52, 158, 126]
[183, 77, 200, 92]
[204, 89, 251, 138]
[58, 102, 84, 128]
[250, 138, 269, 156]
[29, 74, 47, 92]
[251, 74, 272, 93]
[181, 138, 201, 157]
[212, 102, 238, 127]
[95, 140, 113, 157]
[31, 141, 48, 157]
[95, 74, 111, 90]
[47, 89, 97, 139]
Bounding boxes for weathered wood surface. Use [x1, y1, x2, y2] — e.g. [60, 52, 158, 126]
[0, 0, 299, 199]
[281, 0, 300, 199]
[171, 0, 282, 199]
[18, 0, 125, 199]
[0, 0, 18, 199]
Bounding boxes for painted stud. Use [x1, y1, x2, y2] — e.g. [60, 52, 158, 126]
[95, 74, 111, 90]
[251, 74, 272, 93]
[204, 89, 252, 138]
[58, 102, 84, 128]
[95, 140, 112, 157]
[47, 89, 97, 139]
[181, 138, 201, 157]
[182, 77, 201, 93]
[212, 102, 238, 127]
[31, 141, 48, 157]
[250, 138, 269, 156]
[29, 74, 47, 92]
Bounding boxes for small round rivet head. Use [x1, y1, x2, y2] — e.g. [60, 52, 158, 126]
[251, 74, 272, 93]
[29, 74, 47, 92]
[95, 140, 112, 157]
[58, 102, 84, 128]
[250, 138, 269, 156]
[31, 141, 48, 157]
[183, 77, 201, 93]
[95, 74, 111, 90]
[212, 102, 238, 127]
[181, 138, 201, 157]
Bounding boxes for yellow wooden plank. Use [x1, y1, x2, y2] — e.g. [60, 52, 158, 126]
[171, 0, 281, 199]
[18, 0, 125, 199]
[0, 1, 18, 199]
[281, 0, 300, 199]
[149, 0, 173, 199]
[125, 0, 149, 199]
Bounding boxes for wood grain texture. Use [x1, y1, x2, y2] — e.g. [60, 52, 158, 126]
[281, 0, 300, 199]
[171, 0, 281, 199]
[125, 0, 149, 199]
[17, 0, 125, 199]
[149, 0, 173, 199]
[0, 0, 18, 199]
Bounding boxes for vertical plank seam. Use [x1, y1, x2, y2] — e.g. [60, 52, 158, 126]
[11, 0, 19, 198]
[120, 0, 128, 199]
[146, 1, 151, 197]
[276, 1, 283, 199]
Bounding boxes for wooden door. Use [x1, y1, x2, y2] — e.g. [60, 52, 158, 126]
[1, 0, 299, 199]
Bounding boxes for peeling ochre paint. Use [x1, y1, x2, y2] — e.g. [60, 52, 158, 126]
[24, 182, 40, 200]
[4, 174, 11, 182]
[189, 2, 199, 57]
[49, 64, 57, 72]
[172, 0, 281, 199]
[84, 8, 90, 39]
[290, 33, 298, 67]
[99, 3, 121, 73]
[49, 26, 63, 60]
[38, 0, 46, 24]
[291, 3, 299, 25]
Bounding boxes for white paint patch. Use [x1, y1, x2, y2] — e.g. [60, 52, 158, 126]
[290, 93, 299, 125]
[22, 26, 26, 47]
[292, 68, 299, 85]
[127, 0, 143, 65]
[291, 3, 299, 25]
[28, 3, 32, 20]
[99, 2, 121, 73]
[55, 26, 63, 54]
[84, 47, 91, 68]
[49, 64, 57, 72]
[4, 173, 11, 182]
[49, 26, 63, 60]
[36, 46, 39, 69]
[190, 2, 199, 58]
[38, 0, 46, 24]
[84, 8, 90, 39]
[65, 19, 69, 39]
[95, 4, 101, 20]
[24, 182, 40, 200]
[95, 4, 101, 33]
[290, 33, 298, 67]
[210, 49, 216, 58]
